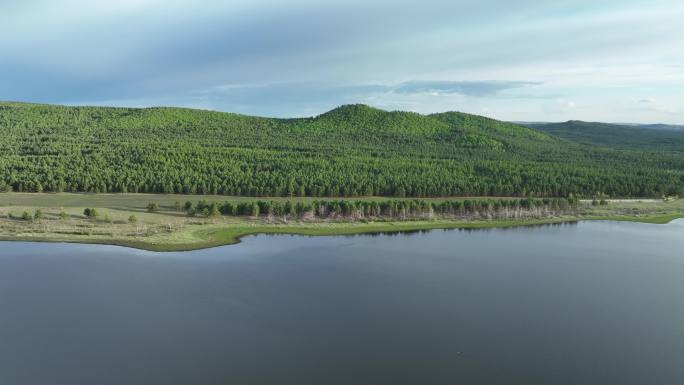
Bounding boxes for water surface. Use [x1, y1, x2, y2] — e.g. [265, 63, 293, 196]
[1, 220, 683, 384]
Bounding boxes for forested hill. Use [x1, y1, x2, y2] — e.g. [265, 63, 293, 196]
[524, 120, 684, 152]
[0, 102, 682, 198]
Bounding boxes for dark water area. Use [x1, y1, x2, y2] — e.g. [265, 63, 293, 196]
[1, 220, 683, 385]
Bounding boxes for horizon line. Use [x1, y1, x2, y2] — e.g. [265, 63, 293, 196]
[1, 100, 682, 126]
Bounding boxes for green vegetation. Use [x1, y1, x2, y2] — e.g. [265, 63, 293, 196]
[524, 120, 684, 152]
[2, 102, 683, 198]
[0, 193, 682, 251]
[183, 197, 577, 220]
[83, 207, 98, 219]
[1, 102, 681, 250]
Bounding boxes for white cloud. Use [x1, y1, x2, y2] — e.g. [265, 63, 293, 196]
[1, 0, 684, 123]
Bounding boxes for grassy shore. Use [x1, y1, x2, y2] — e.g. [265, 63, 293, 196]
[0, 193, 682, 252]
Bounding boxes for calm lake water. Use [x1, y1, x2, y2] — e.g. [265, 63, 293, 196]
[1, 220, 683, 385]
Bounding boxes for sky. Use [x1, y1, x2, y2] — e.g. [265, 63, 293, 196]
[2, 0, 684, 123]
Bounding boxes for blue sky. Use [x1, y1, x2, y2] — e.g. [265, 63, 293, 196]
[2, 0, 683, 123]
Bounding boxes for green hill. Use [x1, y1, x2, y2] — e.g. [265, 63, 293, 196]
[524, 120, 684, 152]
[0, 102, 682, 198]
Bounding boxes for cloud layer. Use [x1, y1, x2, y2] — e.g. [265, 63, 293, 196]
[2, 0, 683, 122]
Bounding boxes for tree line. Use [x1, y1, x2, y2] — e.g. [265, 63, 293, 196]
[183, 197, 579, 220]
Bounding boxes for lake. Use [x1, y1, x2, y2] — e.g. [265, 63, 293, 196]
[1, 220, 683, 385]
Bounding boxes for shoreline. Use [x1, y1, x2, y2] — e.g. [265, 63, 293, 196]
[1, 193, 681, 252]
[0, 213, 681, 252]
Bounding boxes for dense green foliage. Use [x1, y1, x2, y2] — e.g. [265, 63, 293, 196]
[524, 120, 684, 152]
[83, 208, 98, 218]
[185, 197, 577, 220]
[1, 102, 683, 198]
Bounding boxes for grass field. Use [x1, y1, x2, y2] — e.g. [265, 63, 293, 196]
[0, 193, 682, 251]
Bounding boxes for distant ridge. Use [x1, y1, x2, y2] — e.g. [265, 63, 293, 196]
[522, 120, 684, 152]
[514, 120, 684, 130]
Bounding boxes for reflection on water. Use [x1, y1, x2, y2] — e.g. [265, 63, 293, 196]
[0, 220, 683, 385]
[260, 220, 580, 241]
